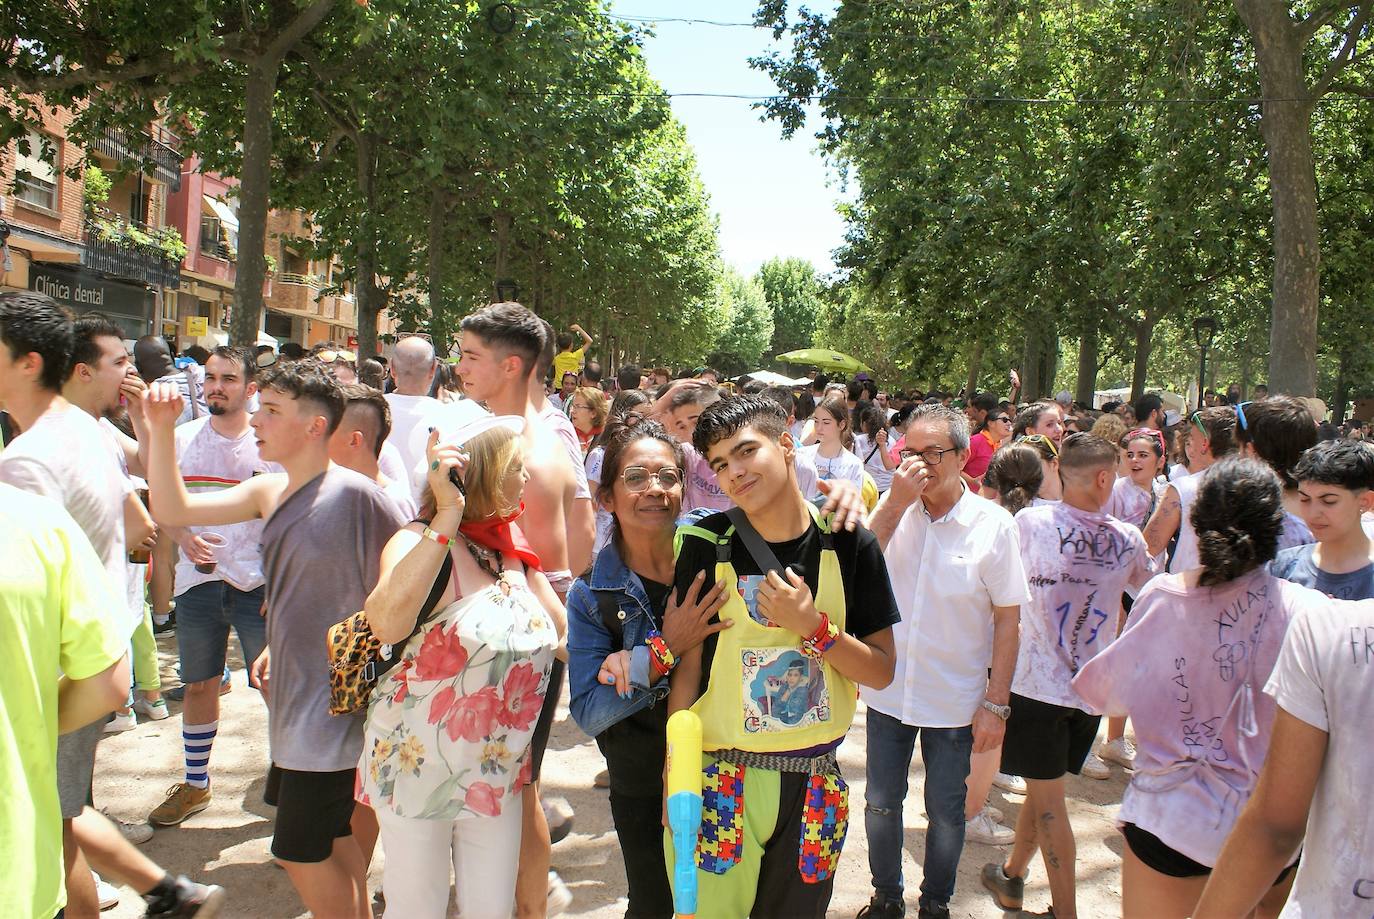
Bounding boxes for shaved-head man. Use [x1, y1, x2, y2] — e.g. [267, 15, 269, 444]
[384, 335, 483, 499]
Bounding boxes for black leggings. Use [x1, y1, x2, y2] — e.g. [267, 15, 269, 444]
[608, 792, 673, 919]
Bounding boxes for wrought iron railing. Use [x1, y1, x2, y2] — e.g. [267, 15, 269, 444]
[83, 219, 182, 288]
[93, 125, 183, 191]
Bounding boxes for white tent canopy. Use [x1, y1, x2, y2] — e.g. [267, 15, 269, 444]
[741, 370, 811, 387]
[1093, 387, 1186, 413]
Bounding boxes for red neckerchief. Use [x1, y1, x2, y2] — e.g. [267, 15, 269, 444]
[459, 502, 542, 571]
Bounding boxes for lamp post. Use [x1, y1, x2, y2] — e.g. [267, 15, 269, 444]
[494, 278, 519, 303]
[1192, 315, 1217, 410]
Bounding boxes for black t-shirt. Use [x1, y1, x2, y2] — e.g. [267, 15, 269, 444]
[673, 511, 901, 696]
[596, 572, 675, 798]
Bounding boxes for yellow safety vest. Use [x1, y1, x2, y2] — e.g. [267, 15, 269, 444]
[675, 508, 856, 753]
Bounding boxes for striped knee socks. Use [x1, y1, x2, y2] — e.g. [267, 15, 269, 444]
[183, 721, 218, 789]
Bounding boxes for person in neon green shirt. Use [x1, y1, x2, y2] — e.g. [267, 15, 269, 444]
[551, 323, 593, 381]
[0, 484, 130, 919]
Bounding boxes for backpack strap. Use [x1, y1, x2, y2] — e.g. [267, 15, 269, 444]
[725, 506, 786, 575]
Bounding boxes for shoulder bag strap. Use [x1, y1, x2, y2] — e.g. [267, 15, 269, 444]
[725, 506, 787, 575]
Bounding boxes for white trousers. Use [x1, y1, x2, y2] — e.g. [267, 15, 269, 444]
[376, 793, 523, 919]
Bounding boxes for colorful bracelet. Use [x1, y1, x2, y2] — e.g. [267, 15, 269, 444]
[801, 613, 840, 658]
[420, 526, 452, 546]
[646, 629, 677, 677]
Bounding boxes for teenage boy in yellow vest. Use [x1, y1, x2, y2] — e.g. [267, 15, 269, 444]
[666, 395, 899, 919]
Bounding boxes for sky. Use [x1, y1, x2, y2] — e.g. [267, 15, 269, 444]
[609, 1, 847, 277]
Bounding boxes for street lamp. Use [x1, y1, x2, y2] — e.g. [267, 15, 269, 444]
[1192, 315, 1217, 410]
[494, 278, 519, 303]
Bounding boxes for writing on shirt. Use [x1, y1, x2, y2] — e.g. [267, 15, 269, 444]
[1213, 584, 1270, 683]
[1055, 590, 1110, 673]
[1056, 523, 1134, 568]
[1352, 626, 1374, 665]
[1172, 657, 1229, 765]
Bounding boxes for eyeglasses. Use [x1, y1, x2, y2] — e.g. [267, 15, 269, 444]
[898, 445, 959, 465]
[620, 466, 683, 492]
[1015, 433, 1059, 458]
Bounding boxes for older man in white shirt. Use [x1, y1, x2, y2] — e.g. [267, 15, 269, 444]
[858, 404, 1029, 919]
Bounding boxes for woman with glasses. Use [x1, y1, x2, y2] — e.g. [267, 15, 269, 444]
[965, 406, 1014, 491]
[567, 419, 729, 919]
[568, 386, 608, 455]
[1014, 433, 1063, 503]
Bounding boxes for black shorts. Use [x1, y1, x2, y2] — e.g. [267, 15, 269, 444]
[1122, 823, 1298, 885]
[527, 658, 565, 785]
[1000, 693, 1101, 780]
[264, 764, 356, 863]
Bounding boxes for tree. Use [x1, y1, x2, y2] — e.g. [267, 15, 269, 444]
[708, 268, 773, 377]
[4, 0, 350, 347]
[1232, 1, 1373, 395]
[755, 256, 822, 357]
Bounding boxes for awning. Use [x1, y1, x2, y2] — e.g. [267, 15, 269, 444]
[201, 195, 239, 232]
[195, 329, 278, 348]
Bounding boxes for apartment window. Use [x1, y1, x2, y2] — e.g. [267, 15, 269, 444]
[14, 129, 58, 210]
[200, 214, 222, 255]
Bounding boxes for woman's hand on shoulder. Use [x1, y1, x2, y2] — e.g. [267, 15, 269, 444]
[660, 570, 730, 657]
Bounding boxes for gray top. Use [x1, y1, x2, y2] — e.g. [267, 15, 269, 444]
[261, 465, 405, 771]
[1271, 543, 1374, 601]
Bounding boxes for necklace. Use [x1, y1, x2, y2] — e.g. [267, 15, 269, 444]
[461, 535, 512, 595]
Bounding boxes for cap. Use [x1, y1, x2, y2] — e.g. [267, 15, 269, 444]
[1055, 390, 1072, 404]
[1163, 409, 1183, 427]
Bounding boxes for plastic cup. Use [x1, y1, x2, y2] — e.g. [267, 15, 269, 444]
[195, 533, 228, 574]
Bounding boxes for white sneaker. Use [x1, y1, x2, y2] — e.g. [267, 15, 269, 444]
[1079, 753, 1112, 780]
[103, 710, 136, 734]
[993, 771, 1027, 795]
[133, 696, 170, 721]
[99, 808, 154, 845]
[547, 871, 572, 916]
[965, 809, 1015, 846]
[983, 803, 1004, 823]
[1099, 737, 1137, 769]
[92, 871, 119, 910]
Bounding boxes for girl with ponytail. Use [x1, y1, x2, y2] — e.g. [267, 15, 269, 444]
[1073, 456, 1328, 918]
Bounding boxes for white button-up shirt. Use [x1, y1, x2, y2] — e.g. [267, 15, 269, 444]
[861, 487, 1031, 728]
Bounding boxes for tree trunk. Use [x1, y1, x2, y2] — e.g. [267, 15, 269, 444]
[1334, 348, 1349, 423]
[1235, 1, 1321, 396]
[427, 185, 448, 348]
[1130, 316, 1154, 401]
[353, 131, 382, 359]
[1036, 330, 1059, 401]
[229, 64, 277, 348]
[1075, 321, 1099, 406]
[227, 0, 337, 349]
[964, 339, 984, 398]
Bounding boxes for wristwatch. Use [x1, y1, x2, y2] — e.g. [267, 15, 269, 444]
[980, 698, 1011, 721]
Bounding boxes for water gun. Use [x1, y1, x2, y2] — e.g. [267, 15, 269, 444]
[665, 710, 703, 919]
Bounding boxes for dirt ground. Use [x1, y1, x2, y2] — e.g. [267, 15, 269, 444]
[96, 638, 1127, 918]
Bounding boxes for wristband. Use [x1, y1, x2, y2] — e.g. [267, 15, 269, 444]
[646, 629, 677, 677]
[420, 526, 452, 547]
[801, 612, 839, 658]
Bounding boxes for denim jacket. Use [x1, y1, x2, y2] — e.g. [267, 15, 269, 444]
[567, 540, 672, 739]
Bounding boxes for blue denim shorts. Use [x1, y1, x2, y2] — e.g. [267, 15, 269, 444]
[175, 581, 267, 684]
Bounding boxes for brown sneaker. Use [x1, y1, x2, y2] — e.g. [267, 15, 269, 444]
[150, 783, 212, 826]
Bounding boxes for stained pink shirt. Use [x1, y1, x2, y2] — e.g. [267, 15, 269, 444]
[1073, 569, 1329, 866]
[1012, 502, 1155, 710]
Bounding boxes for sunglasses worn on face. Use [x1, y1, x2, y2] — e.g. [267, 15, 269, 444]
[621, 466, 683, 492]
[1016, 433, 1059, 458]
[992, 415, 1012, 424]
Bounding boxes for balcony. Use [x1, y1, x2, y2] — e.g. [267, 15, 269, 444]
[93, 125, 183, 191]
[264, 272, 357, 328]
[83, 218, 183, 289]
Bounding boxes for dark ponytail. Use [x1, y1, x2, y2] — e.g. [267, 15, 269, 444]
[1191, 456, 1284, 587]
[985, 444, 1044, 516]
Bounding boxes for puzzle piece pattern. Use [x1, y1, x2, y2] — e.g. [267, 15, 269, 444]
[697, 761, 747, 875]
[798, 773, 849, 883]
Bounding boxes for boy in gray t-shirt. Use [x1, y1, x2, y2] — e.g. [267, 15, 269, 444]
[1271, 440, 1374, 601]
[143, 359, 402, 916]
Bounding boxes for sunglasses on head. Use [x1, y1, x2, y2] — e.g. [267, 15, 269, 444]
[316, 349, 357, 365]
[1015, 433, 1059, 458]
[1125, 427, 1166, 452]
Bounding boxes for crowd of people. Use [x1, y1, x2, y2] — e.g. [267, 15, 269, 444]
[2, 288, 1372, 919]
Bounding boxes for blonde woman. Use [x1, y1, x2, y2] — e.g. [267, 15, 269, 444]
[360, 417, 564, 919]
[569, 385, 608, 455]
